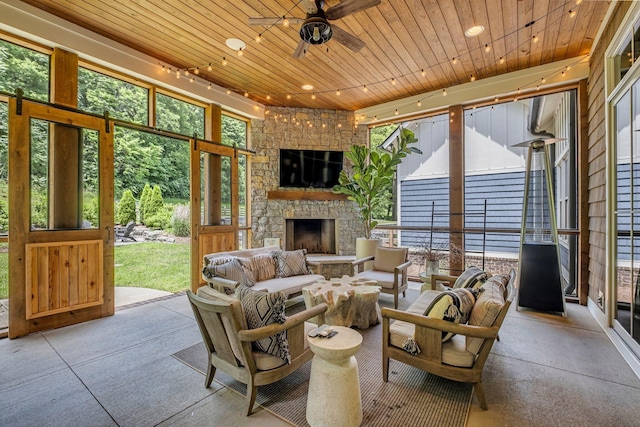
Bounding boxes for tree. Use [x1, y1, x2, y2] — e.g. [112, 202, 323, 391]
[116, 189, 136, 225]
[138, 183, 152, 224]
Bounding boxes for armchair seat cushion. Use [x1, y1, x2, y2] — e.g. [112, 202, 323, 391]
[353, 269, 398, 289]
[252, 322, 317, 371]
[388, 290, 439, 347]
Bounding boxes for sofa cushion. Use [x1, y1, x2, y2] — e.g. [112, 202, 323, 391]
[252, 274, 325, 295]
[241, 253, 277, 282]
[236, 286, 290, 364]
[466, 274, 508, 354]
[373, 246, 407, 272]
[202, 255, 236, 279]
[272, 249, 311, 278]
[453, 266, 488, 289]
[424, 287, 483, 342]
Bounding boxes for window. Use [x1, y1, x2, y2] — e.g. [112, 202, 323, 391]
[0, 39, 49, 101]
[155, 93, 205, 137]
[222, 114, 247, 148]
[78, 67, 149, 125]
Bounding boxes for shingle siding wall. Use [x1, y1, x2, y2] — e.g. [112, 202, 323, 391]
[587, 2, 632, 309]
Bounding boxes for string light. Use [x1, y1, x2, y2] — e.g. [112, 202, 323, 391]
[417, 100, 422, 107]
[189, 77, 194, 83]
[311, 93, 316, 100]
[363, 85, 368, 92]
[338, 123, 342, 128]
[442, 89, 447, 96]
[194, 67, 199, 75]
[184, 70, 189, 76]
[222, 57, 227, 66]
[484, 44, 491, 53]
[255, 34, 262, 43]
[395, 109, 399, 115]
[266, 94, 271, 100]
[452, 57, 458, 64]
[499, 57, 505, 64]
[494, 97, 499, 102]
[421, 69, 426, 77]
[470, 75, 476, 82]
[176, 70, 180, 79]
[533, 35, 539, 43]
[207, 63, 212, 71]
[244, 91, 249, 97]
[226, 89, 231, 95]
[207, 84, 212, 90]
[391, 78, 397, 85]
[282, 17, 290, 27]
[237, 48, 244, 57]
[166, 67, 171, 74]
[569, 10, 576, 18]
[287, 93, 292, 99]
[336, 89, 341, 96]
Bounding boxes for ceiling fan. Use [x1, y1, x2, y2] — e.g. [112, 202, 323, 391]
[248, 0, 381, 59]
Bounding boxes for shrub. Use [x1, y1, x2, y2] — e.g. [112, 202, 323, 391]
[144, 185, 163, 222]
[171, 204, 190, 237]
[83, 192, 99, 226]
[116, 190, 136, 225]
[145, 205, 172, 229]
[138, 183, 152, 224]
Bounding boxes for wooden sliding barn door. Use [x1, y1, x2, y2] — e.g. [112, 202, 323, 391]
[190, 139, 238, 292]
[8, 99, 114, 338]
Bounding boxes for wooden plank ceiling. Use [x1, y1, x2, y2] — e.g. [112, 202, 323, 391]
[21, 0, 609, 111]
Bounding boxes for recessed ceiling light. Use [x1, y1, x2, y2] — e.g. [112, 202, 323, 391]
[465, 25, 485, 37]
[301, 84, 314, 91]
[225, 38, 246, 51]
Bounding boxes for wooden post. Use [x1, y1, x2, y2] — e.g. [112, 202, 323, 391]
[50, 48, 81, 229]
[577, 79, 590, 305]
[449, 105, 464, 275]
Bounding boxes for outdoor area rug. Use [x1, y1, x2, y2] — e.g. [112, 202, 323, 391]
[172, 290, 472, 426]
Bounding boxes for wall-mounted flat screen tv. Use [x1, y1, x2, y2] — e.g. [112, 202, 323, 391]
[279, 149, 344, 188]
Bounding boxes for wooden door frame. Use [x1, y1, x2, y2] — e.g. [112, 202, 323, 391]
[8, 98, 114, 338]
[190, 139, 238, 293]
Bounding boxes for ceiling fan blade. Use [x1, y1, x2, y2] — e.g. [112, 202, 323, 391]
[325, 0, 381, 20]
[293, 40, 310, 59]
[300, 0, 318, 14]
[248, 17, 304, 26]
[330, 24, 365, 52]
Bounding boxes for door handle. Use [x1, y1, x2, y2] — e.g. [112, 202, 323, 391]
[105, 226, 111, 244]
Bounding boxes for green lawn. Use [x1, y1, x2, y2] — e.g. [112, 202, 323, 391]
[0, 242, 190, 300]
[115, 242, 190, 293]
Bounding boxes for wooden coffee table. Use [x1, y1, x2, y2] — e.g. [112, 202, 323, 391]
[302, 275, 381, 329]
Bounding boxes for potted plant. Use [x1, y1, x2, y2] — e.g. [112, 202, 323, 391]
[333, 127, 421, 261]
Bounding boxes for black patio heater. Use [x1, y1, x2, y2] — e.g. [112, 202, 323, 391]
[514, 138, 567, 317]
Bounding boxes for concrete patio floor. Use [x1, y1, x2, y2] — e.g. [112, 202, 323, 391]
[0, 282, 639, 426]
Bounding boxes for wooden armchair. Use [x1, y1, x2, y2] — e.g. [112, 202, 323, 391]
[381, 269, 516, 409]
[187, 287, 328, 415]
[351, 246, 411, 309]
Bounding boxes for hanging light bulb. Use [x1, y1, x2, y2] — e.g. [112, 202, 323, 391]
[417, 100, 422, 107]
[237, 48, 244, 57]
[287, 93, 292, 99]
[311, 93, 316, 100]
[166, 67, 171, 74]
[207, 84, 212, 90]
[189, 77, 194, 83]
[391, 78, 397, 85]
[226, 89, 231, 95]
[255, 34, 262, 43]
[244, 91, 249, 97]
[282, 17, 290, 27]
[470, 75, 476, 82]
[184, 70, 189, 76]
[484, 44, 491, 53]
[222, 57, 227, 66]
[336, 89, 341, 96]
[363, 85, 368, 92]
[194, 67, 199, 75]
[395, 109, 399, 115]
[533, 35, 539, 43]
[312, 26, 321, 42]
[338, 123, 342, 128]
[452, 57, 458, 64]
[266, 94, 271, 100]
[442, 89, 447, 96]
[569, 10, 576, 18]
[176, 70, 180, 79]
[499, 57, 505, 64]
[421, 69, 426, 77]
[207, 63, 212, 71]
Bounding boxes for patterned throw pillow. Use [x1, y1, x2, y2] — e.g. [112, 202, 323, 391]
[202, 256, 236, 279]
[453, 266, 488, 289]
[240, 254, 277, 282]
[207, 258, 255, 287]
[424, 287, 483, 342]
[236, 285, 290, 364]
[271, 249, 311, 278]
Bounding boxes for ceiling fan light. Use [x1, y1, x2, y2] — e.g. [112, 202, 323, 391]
[300, 14, 332, 45]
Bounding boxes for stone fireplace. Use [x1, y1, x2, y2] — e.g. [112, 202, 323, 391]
[250, 106, 368, 255]
[285, 218, 336, 254]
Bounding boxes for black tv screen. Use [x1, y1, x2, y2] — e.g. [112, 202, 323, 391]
[279, 149, 344, 188]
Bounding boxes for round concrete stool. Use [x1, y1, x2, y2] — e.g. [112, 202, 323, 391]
[306, 326, 363, 427]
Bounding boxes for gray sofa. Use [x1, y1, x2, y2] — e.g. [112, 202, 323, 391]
[202, 246, 325, 298]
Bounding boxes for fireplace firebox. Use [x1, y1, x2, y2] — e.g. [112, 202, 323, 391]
[285, 219, 336, 254]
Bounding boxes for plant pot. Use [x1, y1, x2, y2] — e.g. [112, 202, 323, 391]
[355, 237, 381, 271]
[420, 259, 441, 292]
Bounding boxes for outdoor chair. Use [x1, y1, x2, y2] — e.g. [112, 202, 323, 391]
[351, 246, 411, 309]
[114, 221, 136, 242]
[381, 269, 516, 409]
[187, 287, 328, 415]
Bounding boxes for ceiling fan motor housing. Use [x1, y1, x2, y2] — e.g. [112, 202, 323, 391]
[300, 8, 332, 44]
